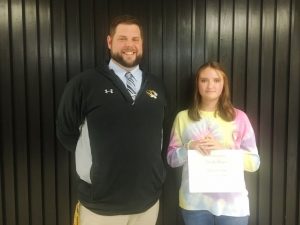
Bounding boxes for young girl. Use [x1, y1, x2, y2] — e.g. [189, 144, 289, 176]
[167, 61, 260, 225]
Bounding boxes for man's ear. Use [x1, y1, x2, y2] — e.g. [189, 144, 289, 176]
[107, 35, 112, 49]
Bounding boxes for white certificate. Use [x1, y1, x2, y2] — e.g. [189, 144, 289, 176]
[188, 150, 245, 193]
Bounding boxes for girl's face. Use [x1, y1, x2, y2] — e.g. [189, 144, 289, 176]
[198, 67, 224, 104]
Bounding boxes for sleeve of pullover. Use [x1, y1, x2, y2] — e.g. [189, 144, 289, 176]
[167, 112, 188, 168]
[235, 110, 260, 172]
[56, 77, 85, 152]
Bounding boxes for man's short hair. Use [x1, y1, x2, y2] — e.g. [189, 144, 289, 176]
[109, 15, 144, 39]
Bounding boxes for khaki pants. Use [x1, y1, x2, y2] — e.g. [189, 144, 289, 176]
[74, 201, 159, 225]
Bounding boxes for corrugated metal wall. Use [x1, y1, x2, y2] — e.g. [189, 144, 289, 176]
[0, 0, 299, 225]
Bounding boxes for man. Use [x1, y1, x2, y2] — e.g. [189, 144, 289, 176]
[56, 15, 166, 225]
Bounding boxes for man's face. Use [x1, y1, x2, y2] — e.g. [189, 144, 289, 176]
[107, 24, 143, 69]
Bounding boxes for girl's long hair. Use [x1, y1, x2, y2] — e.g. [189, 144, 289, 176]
[188, 61, 236, 121]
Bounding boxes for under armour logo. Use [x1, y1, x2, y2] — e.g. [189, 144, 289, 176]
[104, 89, 114, 94]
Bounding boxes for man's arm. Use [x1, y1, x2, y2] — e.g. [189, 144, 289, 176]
[56, 78, 84, 152]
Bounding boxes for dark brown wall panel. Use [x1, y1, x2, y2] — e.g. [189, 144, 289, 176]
[1, 0, 16, 224]
[272, 0, 291, 224]
[39, 0, 57, 224]
[161, 2, 180, 225]
[219, 0, 234, 80]
[205, 0, 219, 61]
[258, 0, 275, 225]
[232, 0, 247, 109]
[0, 0, 299, 225]
[286, 0, 300, 225]
[245, 1, 261, 224]
[10, 0, 30, 224]
[177, 0, 192, 111]
[51, 0, 71, 225]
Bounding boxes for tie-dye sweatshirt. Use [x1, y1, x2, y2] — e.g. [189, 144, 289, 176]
[167, 109, 260, 216]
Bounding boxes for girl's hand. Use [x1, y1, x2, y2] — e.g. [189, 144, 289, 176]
[187, 135, 224, 155]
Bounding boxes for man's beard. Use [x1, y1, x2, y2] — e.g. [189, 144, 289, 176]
[110, 52, 142, 68]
